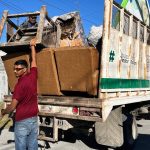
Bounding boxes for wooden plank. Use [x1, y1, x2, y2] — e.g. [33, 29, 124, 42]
[56, 23, 61, 47]
[0, 41, 29, 47]
[3, 96, 102, 121]
[36, 6, 46, 43]
[7, 18, 24, 35]
[7, 21, 14, 41]
[0, 41, 40, 47]
[38, 99, 101, 108]
[7, 19, 18, 30]
[38, 96, 102, 108]
[38, 135, 55, 142]
[0, 42, 43, 53]
[53, 117, 58, 141]
[3, 95, 102, 108]
[100, 0, 113, 79]
[38, 111, 102, 122]
[80, 107, 100, 112]
[0, 10, 8, 38]
[46, 14, 57, 27]
[7, 12, 40, 18]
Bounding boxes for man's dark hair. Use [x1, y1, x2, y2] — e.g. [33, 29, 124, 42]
[14, 60, 28, 68]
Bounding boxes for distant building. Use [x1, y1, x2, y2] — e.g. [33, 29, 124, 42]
[0, 53, 8, 101]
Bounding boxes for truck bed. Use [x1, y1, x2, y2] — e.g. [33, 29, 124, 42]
[3, 95, 102, 122]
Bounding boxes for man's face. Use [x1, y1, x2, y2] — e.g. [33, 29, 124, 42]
[14, 65, 27, 78]
[29, 16, 37, 24]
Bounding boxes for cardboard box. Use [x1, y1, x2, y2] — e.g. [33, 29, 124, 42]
[54, 47, 99, 96]
[36, 48, 62, 95]
[2, 49, 62, 96]
[2, 52, 29, 92]
[2, 46, 98, 96]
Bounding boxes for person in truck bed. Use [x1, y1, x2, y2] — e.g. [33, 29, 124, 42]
[1, 38, 39, 150]
[20, 15, 38, 28]
[14, 16, 38, 41]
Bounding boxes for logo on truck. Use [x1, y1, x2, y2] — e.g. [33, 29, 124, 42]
[121, 52, 129, 63]
[109, 50, 115, 62]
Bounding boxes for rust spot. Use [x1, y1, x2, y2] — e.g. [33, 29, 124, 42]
[119, 36, 122, 42]
[118, 60, 121, 75]
[128, 67, 130, 78]
[126, 92, 129, 96]
[144, 63, 147, 79]
[128, 44, 131, 55]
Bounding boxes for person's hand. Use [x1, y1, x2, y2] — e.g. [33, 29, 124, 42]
[0, 109, 4, 120]
[30, 38, 36, 47]
[1, 109, 5, 116]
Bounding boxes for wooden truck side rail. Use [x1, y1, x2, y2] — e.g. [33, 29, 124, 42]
[3, 95, 102, 122]
[0, 6, 59, 52]
[99, 0, 150, 121]
[4, 93, 150, 122]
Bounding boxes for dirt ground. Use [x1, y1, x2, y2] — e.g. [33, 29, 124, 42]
[0, 107, 150, 150]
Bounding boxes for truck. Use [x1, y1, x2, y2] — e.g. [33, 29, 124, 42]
[0, 0, 150, 149]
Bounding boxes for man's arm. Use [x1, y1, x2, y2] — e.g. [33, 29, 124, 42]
[1, 99, 18, 116]
[30, 38, 37, 68]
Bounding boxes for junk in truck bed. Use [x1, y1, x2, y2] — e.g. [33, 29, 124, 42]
[0, 6, 99, 96]
[2, 46, 99, 96]
[0, 6, 87, 53]
[0, 6, 58, 52]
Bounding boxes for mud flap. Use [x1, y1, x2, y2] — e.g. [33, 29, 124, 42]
[95, 107, 123, 148]
[123, 112, 138, 150]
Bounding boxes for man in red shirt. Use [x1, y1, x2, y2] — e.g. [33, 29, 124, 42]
[1, 39, 39, 150]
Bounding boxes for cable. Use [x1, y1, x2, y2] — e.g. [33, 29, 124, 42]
[38, 0, 98, 25]
[39, 0, 66, 13]
[0, 0, 23, 13]
[60, 0, 101, 20]
[7, 1, 27, 12]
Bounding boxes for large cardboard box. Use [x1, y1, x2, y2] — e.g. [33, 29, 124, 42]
[2, 46, 98, 96]
[54, 47, 99, 96]
[2, 52, 29, 92]
[2, 49, 62, 96]
[36, 48, 62, 95]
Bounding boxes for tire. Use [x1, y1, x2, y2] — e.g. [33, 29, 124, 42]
[123, 113, 138, 150]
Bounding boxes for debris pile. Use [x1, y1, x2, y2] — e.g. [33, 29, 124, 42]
[1, 8, 99, 97]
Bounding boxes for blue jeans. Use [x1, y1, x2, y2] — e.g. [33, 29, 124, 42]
[14, 116, 38, 150]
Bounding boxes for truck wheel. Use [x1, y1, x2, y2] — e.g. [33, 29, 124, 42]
[123, 114, 138, 150]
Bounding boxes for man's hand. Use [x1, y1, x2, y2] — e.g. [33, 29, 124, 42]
[1, 109, 4, 116]
[30, 38, 36, 47]
[0, 109, 4, 120]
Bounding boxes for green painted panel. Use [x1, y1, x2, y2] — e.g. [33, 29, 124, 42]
[121, 0, 129, 8]
[100, 78, 150, 89]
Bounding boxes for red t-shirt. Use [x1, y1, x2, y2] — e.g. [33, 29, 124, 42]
[12, 67, 39, 121]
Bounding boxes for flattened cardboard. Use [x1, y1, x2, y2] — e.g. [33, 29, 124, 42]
[36, 48, 62, 95]
[2, 52, 29, 92]
[54, 47, 99, 96]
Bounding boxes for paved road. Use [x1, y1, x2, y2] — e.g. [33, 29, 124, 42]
[133, 119, 150, 150]
[0, 119, 150, 150]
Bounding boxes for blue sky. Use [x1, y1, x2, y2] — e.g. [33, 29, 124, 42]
[0, 0, 104, 37]
[0, 0, 149, 38]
